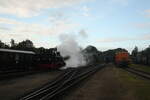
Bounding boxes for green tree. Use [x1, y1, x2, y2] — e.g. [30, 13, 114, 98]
[0, 40, 5, 48]
[16, 39, 34, 50]
[10, 39, 16, 48]
[0, 40, 9, 48]
[132, 46, 138, 57]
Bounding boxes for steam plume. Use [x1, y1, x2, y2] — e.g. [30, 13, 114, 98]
[57, 34, 86, 68]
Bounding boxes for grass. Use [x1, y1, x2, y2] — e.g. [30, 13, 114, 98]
[114, 66, 150, 100]
[129, 64, 150, 73]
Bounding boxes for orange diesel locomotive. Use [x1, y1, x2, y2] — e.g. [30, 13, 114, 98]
[115, 52, 130, 67]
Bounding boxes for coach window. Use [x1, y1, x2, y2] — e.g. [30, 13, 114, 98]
[15, 54, 19, 64]
[0, 52, 3, 64]
[3, 53, 7, 62]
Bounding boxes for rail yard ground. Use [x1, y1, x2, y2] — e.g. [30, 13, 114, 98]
[129, 64, 150, 73]
[0, 64, 150, 100]
[0, 70, 62, 100]
[62, 64, 150, 100]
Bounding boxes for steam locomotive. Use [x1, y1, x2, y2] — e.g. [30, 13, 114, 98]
[35, 48, 66, 69]
[0, 48, 65, 71]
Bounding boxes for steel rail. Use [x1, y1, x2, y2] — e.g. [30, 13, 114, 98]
[124, 67, 150, 80]
[20, 65, 105, 100]
[20, 69, 74, 100]
[128, 67, 150, 75]
[41, 65, 103, 100]
[40, 69, 78, 100]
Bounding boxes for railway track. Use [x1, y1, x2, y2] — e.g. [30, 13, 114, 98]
[124, 67, 150, 80]
[20, 64, 105, 100]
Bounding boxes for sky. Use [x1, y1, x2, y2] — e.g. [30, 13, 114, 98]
[0, 0, 150, 52]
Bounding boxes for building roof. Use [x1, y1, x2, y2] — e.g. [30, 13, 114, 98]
[0, 48, 35, 54]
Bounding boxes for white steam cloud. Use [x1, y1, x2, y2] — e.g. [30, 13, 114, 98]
[57, 34, 86, 68]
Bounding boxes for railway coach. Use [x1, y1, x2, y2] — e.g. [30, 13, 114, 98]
[0, 48, 35, 71]
[0, 48, 66, 71]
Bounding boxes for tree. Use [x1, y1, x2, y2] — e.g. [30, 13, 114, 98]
[0, 40, 5, 48]
[24, 39, 34, 48]
[16, 39, 34, 50]
[10, 39, 15, 48]
[0, 40, 9, 48]
[132, 46, 138, 57]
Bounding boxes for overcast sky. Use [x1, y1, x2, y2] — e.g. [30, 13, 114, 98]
[0, 0, 150, 52]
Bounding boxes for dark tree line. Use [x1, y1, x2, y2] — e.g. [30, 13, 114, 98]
[0, 39, 34, 50]
[0, 39, 51, 54]
[131, 46, 150, 65]
[1, 39, 149, 65]
[0, 40, 9, 48]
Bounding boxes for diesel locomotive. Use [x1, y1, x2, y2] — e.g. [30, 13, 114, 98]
[115, 51, 130, 67]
